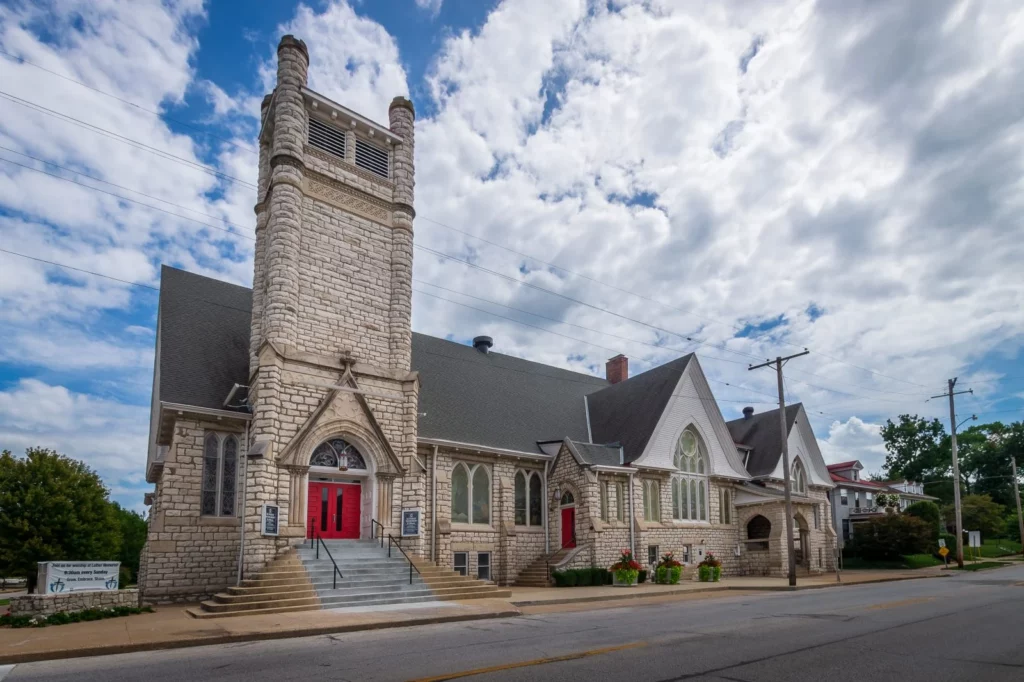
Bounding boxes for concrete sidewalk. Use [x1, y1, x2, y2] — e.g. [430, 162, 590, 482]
[0, 598, 519, 665]
[508, 568, 946, 606]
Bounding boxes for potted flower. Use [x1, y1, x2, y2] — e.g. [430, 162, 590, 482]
[655, 552, 683, 585]
[698, 551, 722, 582]
[610, 549, 641, 586]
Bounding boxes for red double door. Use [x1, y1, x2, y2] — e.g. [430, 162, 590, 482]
[307, 482, 361, 539]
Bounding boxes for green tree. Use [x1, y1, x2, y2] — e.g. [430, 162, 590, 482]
[0, 448, 121, 592]
[903, 500, 942, 540]
[846, 514, 933, 561]
[957, 494, 1006, 540]
[881, 415, 952, 501]
[113, 503, 148, 584]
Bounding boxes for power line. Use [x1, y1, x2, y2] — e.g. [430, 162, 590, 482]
[0, 246, 158, 290]
[0, 145, 256, 232]
[0, 48, 259, 155]
[0, 156, 256, 241]
[0, 89, 258, 189]
[419, 214, 931, 390]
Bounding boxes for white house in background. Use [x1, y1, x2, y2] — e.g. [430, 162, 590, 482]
[827, 461, 937, 547]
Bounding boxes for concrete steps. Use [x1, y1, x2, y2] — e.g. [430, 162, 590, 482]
[189, 539, 512, 619]
[513, 549, 569, 587]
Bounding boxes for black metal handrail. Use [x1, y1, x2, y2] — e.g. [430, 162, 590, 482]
[370, 518, 385, 548]
[387, 533, 422, 585]
[310, 531, 344, 589]
[546, 532, 577, 582]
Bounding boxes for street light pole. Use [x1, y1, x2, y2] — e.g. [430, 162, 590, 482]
[750, 349, 809, 588]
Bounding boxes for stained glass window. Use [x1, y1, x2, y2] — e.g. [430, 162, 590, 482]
[672, 427, 710, 521]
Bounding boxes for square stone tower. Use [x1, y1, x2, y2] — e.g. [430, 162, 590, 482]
[244, 35, 422, 574]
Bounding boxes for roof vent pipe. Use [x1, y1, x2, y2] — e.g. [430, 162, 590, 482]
[743, 406, 755, 419]
[473, 336, 493, 354]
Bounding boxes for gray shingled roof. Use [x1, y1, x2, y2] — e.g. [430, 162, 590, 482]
[570, 441, 623, 467]
[412, 334, 606, 453]
[153, 266, 608, 452]
[725, 404, 802, 477]
[586, 354, 693, 463]
[157, 266, 252, 412]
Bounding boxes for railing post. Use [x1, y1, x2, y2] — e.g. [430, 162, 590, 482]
[316, 536, 320, 560]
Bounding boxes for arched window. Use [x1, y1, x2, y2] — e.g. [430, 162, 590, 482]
[560, 490, 575, 506]
[201, 432, 238, 517]
[643, 480, 660, 522]
[792, 459, 807, 493]
[747, 515, 771, 540]
[452, 462, 490, 525]
[672, 427, 708, 521]
[310, 438, 367, 470]
[514, 470, 543, 526]
[600, 482, 609, 521]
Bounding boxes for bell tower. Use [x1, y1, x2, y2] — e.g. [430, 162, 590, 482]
[244, 35, 421, 573]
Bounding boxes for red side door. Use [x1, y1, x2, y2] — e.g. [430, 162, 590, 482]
[561, 507, 576, 548]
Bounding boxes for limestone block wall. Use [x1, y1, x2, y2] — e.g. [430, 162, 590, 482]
[140, 418, 246, 603]
[11, 590, 141, 618]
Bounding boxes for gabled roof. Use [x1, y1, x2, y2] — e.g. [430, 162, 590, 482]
[156, 265, 252, 412]
[412, 334, 606, 453]
[569, 441, 623, 467]
[829, 473, 890, 489]
[586, 354, 694, 463]
[724, 404, 802, 477]
[150, 267, 607, 455]
[827, 460, 862, 471]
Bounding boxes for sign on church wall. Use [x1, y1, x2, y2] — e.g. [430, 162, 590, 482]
[401, 508, 421, 537]
[261, 503, 280, 537]
[37, 561, 120, 594]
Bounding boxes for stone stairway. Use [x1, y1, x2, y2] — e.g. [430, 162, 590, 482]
[513, 548, 571, 587]
[190, 539, 509, 618]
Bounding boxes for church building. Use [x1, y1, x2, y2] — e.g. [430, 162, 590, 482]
[139, 36, 837, 605]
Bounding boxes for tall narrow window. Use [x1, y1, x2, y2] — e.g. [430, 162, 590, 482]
[792, 459, 807, 493]
[514, 471, 527, 525]
[529, 472, 542, 526]
[451, 463, 491, 525]
[644, 480, 660, 522]
[600, 482, 609, 521]
[672, 427, 709, 521]
[201, 432, 238, 517]
[615, 482, 625, 522]
[719, 488, 732, 524]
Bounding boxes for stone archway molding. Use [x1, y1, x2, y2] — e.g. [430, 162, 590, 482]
[276, 365, 405, 475]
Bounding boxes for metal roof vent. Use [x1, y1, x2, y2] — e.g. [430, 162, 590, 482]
[743, 406, 755, 419]
[473, 336, 493, 354]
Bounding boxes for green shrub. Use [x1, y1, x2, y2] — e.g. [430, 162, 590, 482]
[903, 501, 942, 540]
[564, 570, 577, 587]
[845, 514, 932, 561]
[668, 565, 683, 584]
[0, 606, 152, 628]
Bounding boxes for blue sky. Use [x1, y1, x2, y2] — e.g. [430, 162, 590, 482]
[1, 0, 1022, 511]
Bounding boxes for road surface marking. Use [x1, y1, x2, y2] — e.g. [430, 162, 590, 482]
[0, 664, 16, 681]
[406, 641, 647, 681]
[865, 597, 935, 610]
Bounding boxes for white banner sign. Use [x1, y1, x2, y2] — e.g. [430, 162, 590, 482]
[968, 530, 982, 548]
[37, 561, 120, 594]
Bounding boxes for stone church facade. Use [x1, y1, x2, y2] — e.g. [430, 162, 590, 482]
[139, 36, 836, 603]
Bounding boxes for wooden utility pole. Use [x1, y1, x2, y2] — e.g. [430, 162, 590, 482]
[750, 349, 809, 587]
[1013, 456, 1024, 558]
[932, 379, 972, 569]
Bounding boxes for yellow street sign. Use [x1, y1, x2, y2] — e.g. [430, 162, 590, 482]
[938, 546, 949, 557]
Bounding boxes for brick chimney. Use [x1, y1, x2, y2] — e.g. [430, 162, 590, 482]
[606, 354, 628, 384]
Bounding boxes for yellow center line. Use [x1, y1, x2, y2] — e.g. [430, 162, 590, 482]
[405, 641, 648, 682]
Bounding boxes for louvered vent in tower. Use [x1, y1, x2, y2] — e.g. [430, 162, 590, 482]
[308, 117, 346, 159]
[355, 138, 389, 178]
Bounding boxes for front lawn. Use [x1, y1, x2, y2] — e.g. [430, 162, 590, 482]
[841, 554, 943, 570]
[976, 539, 1022, 558]
[945, 561, 1006, 572]
[0, 599, 9, 607]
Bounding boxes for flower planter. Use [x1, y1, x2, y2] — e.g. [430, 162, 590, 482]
[698, 565, 721, 582]
[613, 569, 638, 586]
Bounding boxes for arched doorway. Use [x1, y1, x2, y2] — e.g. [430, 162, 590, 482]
[306, 438, 373, 540]
[793, 513, 810, 568]
[559, 490, 576, 549]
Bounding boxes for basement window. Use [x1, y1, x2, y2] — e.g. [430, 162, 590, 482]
[307, 117, 346, 159]
[355, 137, 390, 178]
[477, 552, 491, 581]
[453, 552, 468, 577]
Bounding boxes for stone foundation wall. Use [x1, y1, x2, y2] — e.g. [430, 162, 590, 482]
[11, 590, 140, 617]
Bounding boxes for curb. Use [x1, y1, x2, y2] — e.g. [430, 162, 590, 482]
[0, 608, 521, 666]
[511, 573, 949, 607]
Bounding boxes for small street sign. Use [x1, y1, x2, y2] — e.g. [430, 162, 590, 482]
[938, 546, 949, 557]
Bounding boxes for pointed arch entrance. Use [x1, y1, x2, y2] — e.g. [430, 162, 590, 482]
[559, 490, 576, 549]
[305, 437, 375, 540]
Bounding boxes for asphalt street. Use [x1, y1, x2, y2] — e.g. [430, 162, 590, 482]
[5, 564, 1024, 682]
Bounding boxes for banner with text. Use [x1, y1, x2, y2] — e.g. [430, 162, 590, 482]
[37, 561, 121, 594]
